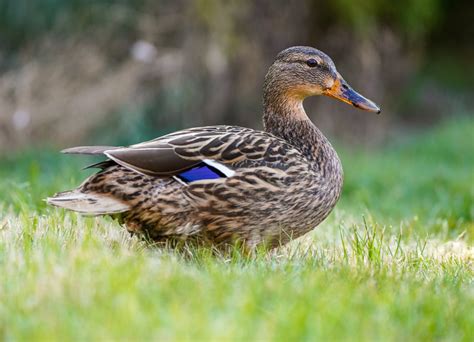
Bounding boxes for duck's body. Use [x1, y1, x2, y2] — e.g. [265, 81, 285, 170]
[48, 46, 380, 249]
[58, 123, 342, 248]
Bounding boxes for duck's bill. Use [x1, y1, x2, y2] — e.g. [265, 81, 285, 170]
[324, 77, 381, 114]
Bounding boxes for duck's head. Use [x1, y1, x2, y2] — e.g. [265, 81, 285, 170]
[264, 46, 380, 114]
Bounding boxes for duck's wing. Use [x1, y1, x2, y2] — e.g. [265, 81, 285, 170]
[64, 126, 295, 177]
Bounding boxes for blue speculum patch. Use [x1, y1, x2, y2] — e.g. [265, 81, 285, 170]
[176, 162, 226, 183]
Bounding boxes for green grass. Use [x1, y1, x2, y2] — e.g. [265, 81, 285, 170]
[0, 117, 473, 341]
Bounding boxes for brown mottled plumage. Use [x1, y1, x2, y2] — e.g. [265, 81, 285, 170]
[48, 46, 380, 249]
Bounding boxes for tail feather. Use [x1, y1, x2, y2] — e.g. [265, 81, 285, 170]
[47, 190, 130, 215]
[61, 146, 122, 155]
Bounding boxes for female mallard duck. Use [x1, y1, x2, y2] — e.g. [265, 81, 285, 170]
[48, 46, 380, 249]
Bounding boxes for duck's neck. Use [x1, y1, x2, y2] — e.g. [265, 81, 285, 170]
[262, 91, 342, 179]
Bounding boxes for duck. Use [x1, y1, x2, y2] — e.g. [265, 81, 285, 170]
[48, 46, 380, 249]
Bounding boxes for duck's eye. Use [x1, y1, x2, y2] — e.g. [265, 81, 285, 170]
[306, 58, 319, 67]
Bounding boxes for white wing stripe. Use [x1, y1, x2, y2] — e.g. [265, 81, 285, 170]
[203, 159, 235, 177]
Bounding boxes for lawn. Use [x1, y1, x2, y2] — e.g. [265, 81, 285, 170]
[0, 117, 473, 341]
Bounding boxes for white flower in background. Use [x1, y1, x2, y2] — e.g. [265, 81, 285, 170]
[12, 109, 31, 131]
[130, 40, 157, 63]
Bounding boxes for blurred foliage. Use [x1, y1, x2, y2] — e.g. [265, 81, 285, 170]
[0, 0, 472, 150]
[0, 0, 449, 51]
[327, 0, 441, 40]
[0, 0, 138, 52]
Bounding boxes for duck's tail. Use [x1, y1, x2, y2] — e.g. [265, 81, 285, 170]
[47, 190, 130, 215]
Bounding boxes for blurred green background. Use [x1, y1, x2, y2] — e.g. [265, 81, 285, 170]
[0, 0, 472, 151]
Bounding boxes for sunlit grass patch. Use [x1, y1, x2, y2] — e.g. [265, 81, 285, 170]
[0, 209, 472, 341]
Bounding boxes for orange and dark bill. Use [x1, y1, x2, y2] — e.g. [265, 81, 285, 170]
[324, 76, 381, 114]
